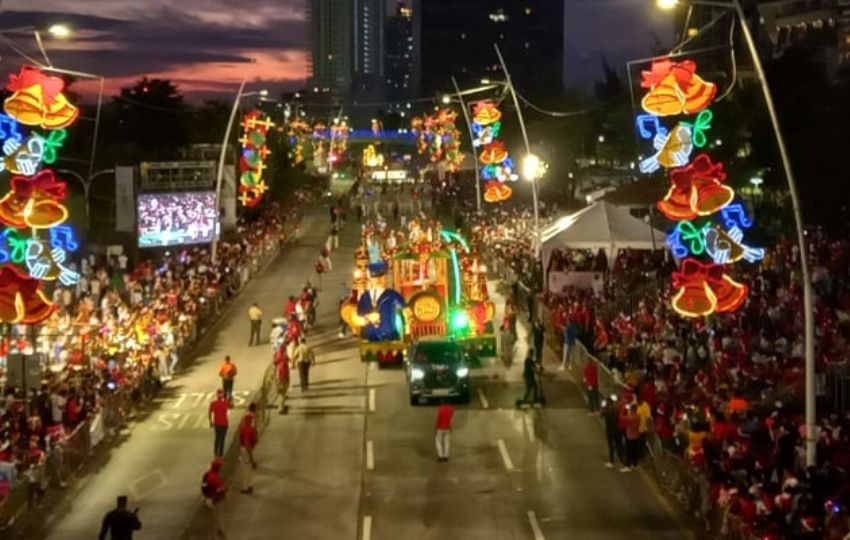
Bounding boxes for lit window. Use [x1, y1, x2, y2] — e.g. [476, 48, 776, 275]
[525, 7, 532, 15]
[461, 32, 466, 39]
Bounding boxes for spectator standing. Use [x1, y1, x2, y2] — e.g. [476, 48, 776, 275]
[201, 458, 227, 539]
[25, 436, 46, 508]
[98, 495, 141, 540]
[292, 337, 315, 391]
[435, 400, 454, 462]
[248, 302, 263, 346]
[602, 397, 621, 468]
[238, 403, 258, 494]
[583, 359, 599, 413]
[635, 395, 652, 457]
[208, 390, 230, 457]
[621, 404, 640, 472]
[218, 356, 238, 401]
[560, 319, 578, 371]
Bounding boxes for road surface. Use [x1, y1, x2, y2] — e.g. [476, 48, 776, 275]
[35, 204, 694, 540]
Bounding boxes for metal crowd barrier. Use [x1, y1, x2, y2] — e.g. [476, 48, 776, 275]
[0, 223, 292, 530]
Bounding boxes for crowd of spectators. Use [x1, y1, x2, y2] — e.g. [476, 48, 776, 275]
[538, 230, 850, 539]
[0, 185, 321, 516]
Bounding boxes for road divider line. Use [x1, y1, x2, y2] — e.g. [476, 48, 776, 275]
[362, 515, 372, 540]
[369, 389, 376, 412]
[477, 388, 489, 409]
[366, 440, 375, 470]
[497, 439, 514, 471]
[527, 511, 545, 540]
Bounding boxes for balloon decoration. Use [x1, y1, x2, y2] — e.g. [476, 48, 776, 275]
[238, 110, 274, 207]
[636, 57, 763, 318]
[0, 65, 84, 324]
[410, 108, 463, 170]
[472, 101, 516, 201]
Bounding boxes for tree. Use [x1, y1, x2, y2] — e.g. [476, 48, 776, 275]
[110, 78, 190, 161]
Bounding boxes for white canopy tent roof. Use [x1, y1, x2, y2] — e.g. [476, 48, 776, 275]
[540, 201, 666, 264]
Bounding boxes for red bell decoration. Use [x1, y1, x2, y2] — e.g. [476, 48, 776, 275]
[0, 169, 69, 229]
[671, 258, 748, 318]
[0, 265, 55, 323]
[640, 59, 716, 117]
[657, 154, 734, 221]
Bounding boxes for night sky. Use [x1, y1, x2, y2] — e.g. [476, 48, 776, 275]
[0, 0, 672, 100]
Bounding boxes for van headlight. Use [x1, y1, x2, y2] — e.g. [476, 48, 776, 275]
[456, 367, 469, 378]
[411, 368, 425, 381]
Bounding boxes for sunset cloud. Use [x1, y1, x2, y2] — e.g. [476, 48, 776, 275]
[0, 0, 309, 100]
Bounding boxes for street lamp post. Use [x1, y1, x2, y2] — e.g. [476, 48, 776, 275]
[212, 81, 267, 262]
[657, 0, 816, 466]
[450, 77, 482, 213]
[57, 168, 115, 222]
[494, 44, 541, 259]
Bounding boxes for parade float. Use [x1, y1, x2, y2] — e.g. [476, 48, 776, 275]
[340, 220, 496, 364]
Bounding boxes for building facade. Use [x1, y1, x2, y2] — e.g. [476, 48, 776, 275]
[413, 0, 565, 99]
[385, 2, 415, 113]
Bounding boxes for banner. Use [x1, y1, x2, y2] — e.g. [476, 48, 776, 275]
[547, 271, 604, 295]
[114, 166, 135, 232]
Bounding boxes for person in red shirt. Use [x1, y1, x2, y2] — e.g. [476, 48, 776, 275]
[583, 360, 599, 413]
[208, 390, 229, 457]
[201, 458, 227, 539]
[435, 400, 454, 463]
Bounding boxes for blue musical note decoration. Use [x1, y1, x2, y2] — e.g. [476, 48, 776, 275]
[720, 203, 753, 230]
[635, 114, 668, 140]
[0, 114, 23, 145]
[49, 225, 80, 252]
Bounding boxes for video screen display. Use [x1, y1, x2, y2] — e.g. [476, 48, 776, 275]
[137, 191, 218, 248]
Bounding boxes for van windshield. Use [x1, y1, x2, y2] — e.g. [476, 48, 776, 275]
[413, 343, 461, 364]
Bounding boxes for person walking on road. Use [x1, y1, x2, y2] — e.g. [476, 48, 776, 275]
[522, 350, 540, 405]
[274, 345, 290, 414]
[531, 320, 545, 365]
[248, 302, 263, 346]
[209, 390, 230, 457]
[602, 397, 621, 469]
[435, 400, 454, 462]
[292, 337, 315, 391]
[98, 495, 141, 540]
[218, 356, 238, 402]
[238, 403, 258, 494]
[329, 223, 339, 250]
[201, 458, 227, 539]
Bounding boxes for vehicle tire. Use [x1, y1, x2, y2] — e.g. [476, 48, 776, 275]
[409, 394, 418, 406]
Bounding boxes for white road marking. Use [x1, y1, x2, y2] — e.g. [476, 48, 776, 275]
[366, 440, 375, 470]
[477, 388, 489, 409]
[368, 389, 376, 412]
[362, 515, 372, 540]
[497, 439, 514, 471]
[527, 510, 546, 540]
[524, 416, 536, 443]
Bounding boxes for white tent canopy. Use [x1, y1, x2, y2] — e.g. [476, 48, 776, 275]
[541, 201, 666, 265]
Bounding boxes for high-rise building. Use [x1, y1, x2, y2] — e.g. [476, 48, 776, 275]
[413, 0, 565, 99]
[385, 2, 415, 113]
[309, 0, 386, 120]
[308, 0, 353, 100]
[840, 0, 850, 62]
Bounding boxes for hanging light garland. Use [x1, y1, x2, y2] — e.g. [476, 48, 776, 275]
[410, 108, 463, 170]
[238, 110, 274, 207]
[636, 57, 763, 318]
[0, 65, 82, 324]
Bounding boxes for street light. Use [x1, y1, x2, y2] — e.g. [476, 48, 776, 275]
[522, 154, 542, 182]
[655, 0, 816, 467]
[212, 81, 268, 262]
[46, 24, 71, 38]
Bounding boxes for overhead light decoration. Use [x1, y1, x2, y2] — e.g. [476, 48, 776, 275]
[410, 108, 463, 170]
[238, 110, 274, 207]
[471, 101, 515, 203]
[286, 118, 310, 165]
[362, 144, 384, 168]
[636, 57, 762, 318]
[328, 118, 350, 167]
[0, 65, 83, 324]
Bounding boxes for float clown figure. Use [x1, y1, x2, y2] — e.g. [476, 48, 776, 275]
[355, 261, 406, 342]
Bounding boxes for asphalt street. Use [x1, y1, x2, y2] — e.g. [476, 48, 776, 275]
[35, 201, 694, 540]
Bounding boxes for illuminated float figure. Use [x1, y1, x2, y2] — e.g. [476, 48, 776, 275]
[341, 223, 496, 363]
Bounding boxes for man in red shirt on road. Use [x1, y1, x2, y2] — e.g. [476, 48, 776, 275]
[435, 400, 454, 463]
[583, 360, 599, 413]
[201, 458, 227, 539]
[208, 390, 229, 457]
